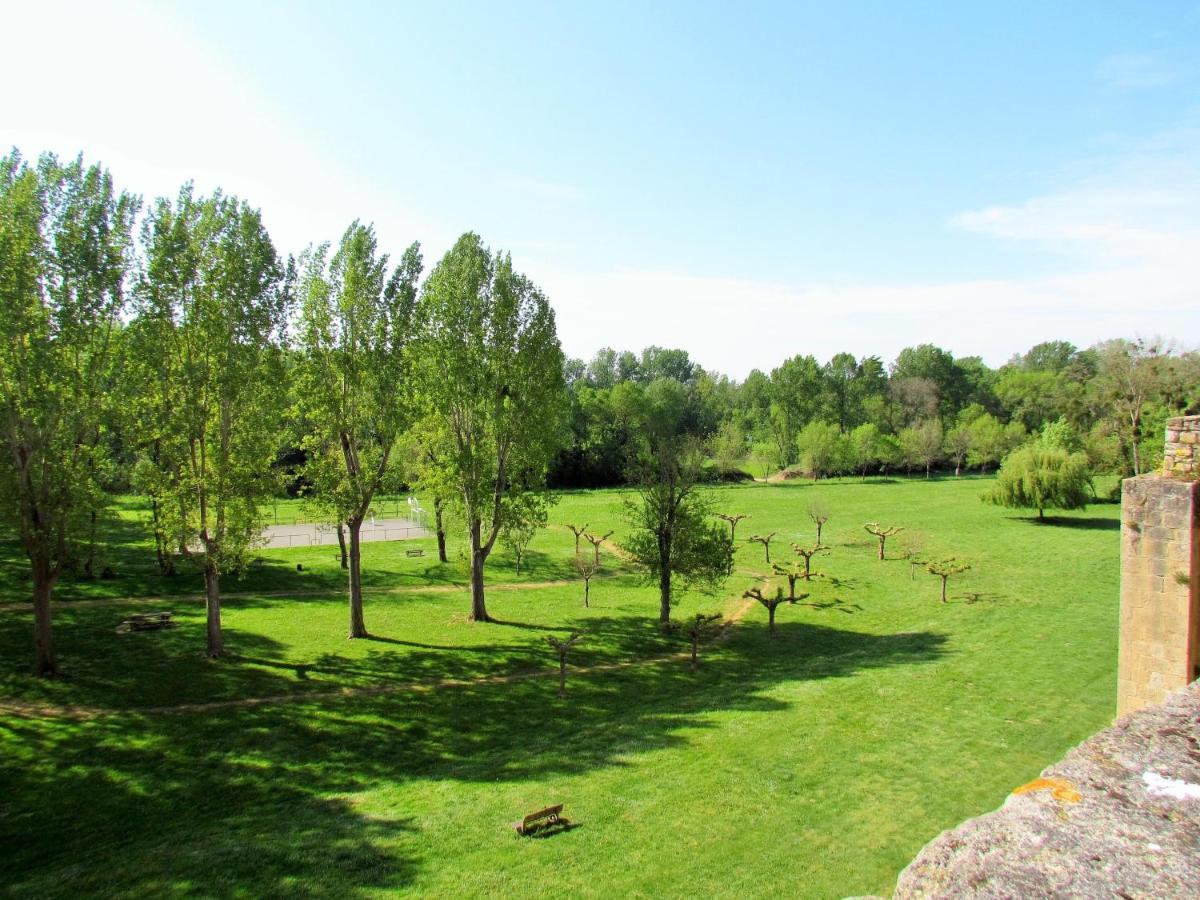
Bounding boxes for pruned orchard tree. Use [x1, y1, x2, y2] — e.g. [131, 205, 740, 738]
[716, 512, 749, 543]
[927, 557, 970, 602]
[864, 523, 902, 560]
[685, 612, 724, 669]
[583, 529, 613, 566]
[0, 152, 138, 675]
[623, 379, 733, 625]
[296, 222, 422, 638]
[748, 532, 776, 564]
[771, 561, 810, 601]
[573, 551, 599, 608]
[789, 541, 828, 581]
[414, 232, 566, 622]
[806, 500, 830, 545]
[744, 586, 793, 635]
[131, 186, 289, 658]
[546, 631, 584, 698]
[566, 522, 589, 555]
[897, 530, 927, 580]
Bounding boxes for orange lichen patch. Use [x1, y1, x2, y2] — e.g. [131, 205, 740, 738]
[1012, 777, 1082, 803]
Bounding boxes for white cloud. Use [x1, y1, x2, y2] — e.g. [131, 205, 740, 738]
[541, 131, 1200, 377]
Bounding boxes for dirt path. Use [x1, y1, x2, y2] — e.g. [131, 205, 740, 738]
[0, 573, 632, 613]
[0, 571, 772, 722]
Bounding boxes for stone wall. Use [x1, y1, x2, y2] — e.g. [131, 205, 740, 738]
[1117, 475, 1199, 717]
[1163, 415, 1200, 480]
[893, 681, 1200, 898]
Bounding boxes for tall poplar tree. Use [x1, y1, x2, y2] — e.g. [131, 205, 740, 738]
[415, 233, 565, 622]
[129, 185, 287, 657]
[0, 151, 138, 675]
[296, 222, 422, 638]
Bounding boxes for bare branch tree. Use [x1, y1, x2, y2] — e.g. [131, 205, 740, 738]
[747, 532, 776, 564]
[684, 613, 724, 669]
[546, 632, 585, 697]
[566, 523, 589, 555]
[744, 586, 798, 635]
[898, 531, 927, 580]
[582, 529, 613, 567]
[716, 512, 749, 543]
[789, 542, 829, 581]
[573, 552, 599, 608]
[806, 501, 830, 545]
[927, 558, 971, 603]
[864, 523, 903, 560]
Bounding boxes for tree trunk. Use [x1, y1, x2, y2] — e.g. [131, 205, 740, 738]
[877, 536, 885, 560]
[926, 462, 931, 479]
[83, 509, 98, 578]
[690, 635, 699, 669]
[768, 604, 777, 635]
[434, 499, 448, 563]
[469, 518, 490, 622]
[1038, 508, 1044, 521]
[583, 578, 590, 608]
[816, 522, 823, 545]
[558, 655, 566, 698]
[347, 519, 367, 637]
[204, 562, 224, 658]
[658, 560, 672, 624]
[336, 523, 349, 569]
[32, 567, 57, 677]
[940, 576, 948, 603]
[955, 462, 961, 477]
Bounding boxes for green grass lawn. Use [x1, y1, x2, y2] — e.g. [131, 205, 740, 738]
[0, 476, 1121, 898]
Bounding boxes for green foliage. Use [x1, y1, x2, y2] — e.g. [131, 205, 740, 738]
[623, 440, 733, 621]
[1037, 417, 1084, 454]
[986, 445, 1092, 518]
[898, 419, 943, 477]
[130, 186, 288, 573]
[499, 492, 551, 575]
[414, 233, 566, 620]
[796, 420, 849, 479]
[0, 150, 138, 672]
[295, 223, 421, 524]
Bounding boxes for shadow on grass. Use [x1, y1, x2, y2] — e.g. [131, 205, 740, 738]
[1013, 516, 1120, 531]
[0, 616, 946, 896]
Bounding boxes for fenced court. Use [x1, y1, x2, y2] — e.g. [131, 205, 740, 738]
[260, 517, 430, 549]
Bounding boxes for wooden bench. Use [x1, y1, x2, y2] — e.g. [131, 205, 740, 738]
[117, 611, 177, 634]
[405, 548, 425, 558]
[512, 804, 564, 836]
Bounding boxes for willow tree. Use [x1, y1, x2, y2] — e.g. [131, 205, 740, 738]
[0, 152, 138, 675]
[130, 185, 288, 657]
[414, 233, 565, 622]
[296, 223, 422, 638]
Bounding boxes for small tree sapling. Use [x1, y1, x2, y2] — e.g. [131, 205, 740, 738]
[546, 632, 584, 698]
[864, 523, 903, 560]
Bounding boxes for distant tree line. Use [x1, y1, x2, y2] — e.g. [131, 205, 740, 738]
[3, 146, 1199, 676]
[551, 338, 1200, 487]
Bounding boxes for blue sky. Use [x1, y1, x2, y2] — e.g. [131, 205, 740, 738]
[3, 1, 1199, 376]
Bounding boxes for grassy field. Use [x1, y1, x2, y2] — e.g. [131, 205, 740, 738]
[0, 476, 1121, 898]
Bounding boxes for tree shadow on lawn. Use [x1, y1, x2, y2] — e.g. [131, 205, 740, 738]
[0, 620, 947, 896]
[1009, 515, 1119, 531]
[0, 711, 420, 898]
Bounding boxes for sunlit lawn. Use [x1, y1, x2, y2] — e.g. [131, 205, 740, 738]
[0, 475, 1120, 897]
